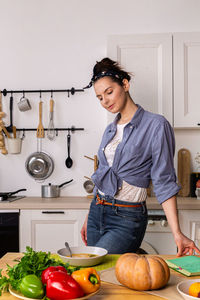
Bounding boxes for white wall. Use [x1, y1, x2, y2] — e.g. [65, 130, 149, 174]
[0, 0, 200, 196]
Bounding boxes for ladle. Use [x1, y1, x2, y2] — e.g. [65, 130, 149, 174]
[65, 242, 72, 257]
[65, 131, 73, 168]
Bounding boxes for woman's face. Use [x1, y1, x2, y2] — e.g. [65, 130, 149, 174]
[94, 77, 129, 114]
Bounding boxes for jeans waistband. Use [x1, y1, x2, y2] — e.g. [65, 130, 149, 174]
[96, 192, 146, 208]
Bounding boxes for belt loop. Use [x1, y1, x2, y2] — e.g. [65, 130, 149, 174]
[112, 198, 115, 206]
[142, 201, 146, 214]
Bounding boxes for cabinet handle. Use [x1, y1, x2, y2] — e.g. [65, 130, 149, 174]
[42, 211, 65, 214]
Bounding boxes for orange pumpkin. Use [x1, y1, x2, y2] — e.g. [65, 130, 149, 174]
[115, 253, 170, 291]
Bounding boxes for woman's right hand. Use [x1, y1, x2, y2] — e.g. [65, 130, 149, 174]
[81, 214, 88, 245]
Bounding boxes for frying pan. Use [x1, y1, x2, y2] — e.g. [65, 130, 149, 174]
[25, 137, 54, 180]
[25, 101, 54, 181]
[25, 150, 54, 180]
[0, 189, 27, 201]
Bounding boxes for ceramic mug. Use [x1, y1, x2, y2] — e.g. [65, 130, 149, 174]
[195, 188, 200, 200]
[7, 138, 22, 154]
[18, 96, 32, 111]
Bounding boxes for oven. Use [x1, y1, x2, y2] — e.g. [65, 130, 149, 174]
[140, 210, 177, 255]
[0, 210, 20, 257]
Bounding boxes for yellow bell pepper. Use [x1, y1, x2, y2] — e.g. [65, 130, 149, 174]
[71, 267, 100, 294]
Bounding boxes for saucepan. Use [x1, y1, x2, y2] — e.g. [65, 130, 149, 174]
[41, 179, 73, 198]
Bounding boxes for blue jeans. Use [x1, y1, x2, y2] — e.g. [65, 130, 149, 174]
[87, 193, 148, 254]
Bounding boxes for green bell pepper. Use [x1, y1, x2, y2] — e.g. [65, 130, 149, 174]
[20, 274, 44, 299]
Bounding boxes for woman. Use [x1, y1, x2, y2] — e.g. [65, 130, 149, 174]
[81, 57, 200, 256]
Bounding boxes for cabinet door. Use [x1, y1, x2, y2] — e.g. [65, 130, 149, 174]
[107, 34, 173, 125]
[178, 210, 200, 240]
[174, 33, 200, 128]
[20, 210, 88, 252]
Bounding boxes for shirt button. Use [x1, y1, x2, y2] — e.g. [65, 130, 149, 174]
[102, 148, 105, 151]
[130, 125, 133, 129]
[118, 187, 122, 190]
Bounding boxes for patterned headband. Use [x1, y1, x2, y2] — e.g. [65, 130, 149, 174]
[83, 70, 125, 89]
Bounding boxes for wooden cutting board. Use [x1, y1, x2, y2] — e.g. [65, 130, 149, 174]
[178, 148, 191, 197]
[100, 268, 187, 300]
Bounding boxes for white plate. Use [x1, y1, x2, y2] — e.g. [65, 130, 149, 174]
[177, 279, 200, 300]
[9, 286, 100, 300]
[9, 286, 41, 300]
[57, 246, 108, 267]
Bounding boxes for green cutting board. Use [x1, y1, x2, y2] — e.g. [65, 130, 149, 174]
[92, 255, 120, 271]
[51, 254, 120, 271]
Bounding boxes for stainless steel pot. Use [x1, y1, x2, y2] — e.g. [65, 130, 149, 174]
[41, 179, 73, 198]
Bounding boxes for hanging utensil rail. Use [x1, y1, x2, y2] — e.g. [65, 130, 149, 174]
[16, 126, 84, 133]
[2, 87, 84, 97]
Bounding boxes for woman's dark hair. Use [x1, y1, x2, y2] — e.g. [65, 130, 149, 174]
[83, 57, 132, 89]
[92, 57, 131, 86]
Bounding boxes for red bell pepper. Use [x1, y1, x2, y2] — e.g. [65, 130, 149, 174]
[46, 271, 85, 300]
[41, 266, 67, 284]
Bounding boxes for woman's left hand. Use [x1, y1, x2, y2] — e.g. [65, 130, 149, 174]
[175, 232, 200, 256]
[162, 196, 200, 256]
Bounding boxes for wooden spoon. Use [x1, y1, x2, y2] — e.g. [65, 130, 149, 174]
[13, 126, 17, 138]
[0, 112, 5, 118]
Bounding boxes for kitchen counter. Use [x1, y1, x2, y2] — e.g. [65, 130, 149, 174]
[1, 252, 200, 300]
[0, 196, 200, 210]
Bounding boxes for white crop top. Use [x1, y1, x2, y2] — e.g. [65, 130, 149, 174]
[99, 122, 147, 202]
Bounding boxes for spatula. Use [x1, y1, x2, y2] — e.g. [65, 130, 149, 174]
[37, 101, 44, 138]
[0, 124, 11, 138]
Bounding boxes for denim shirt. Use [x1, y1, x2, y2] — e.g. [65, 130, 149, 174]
[91, 105, 181, 204]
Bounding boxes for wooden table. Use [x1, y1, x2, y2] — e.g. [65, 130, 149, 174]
[0, 253, 199, 300]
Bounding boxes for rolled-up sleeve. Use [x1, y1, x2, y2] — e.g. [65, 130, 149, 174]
[151, 120, 181, 204]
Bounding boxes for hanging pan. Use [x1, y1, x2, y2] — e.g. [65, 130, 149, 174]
[25, 100, 54, 180]
[25, 149, 54, 180]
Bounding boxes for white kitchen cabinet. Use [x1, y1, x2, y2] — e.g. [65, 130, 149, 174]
[107, 34, 173, 125]
[108, 32, 200, 128]
[20, 209, 88, 253]
[173, 33, 200, 128]
[178, 210, 200, 249]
